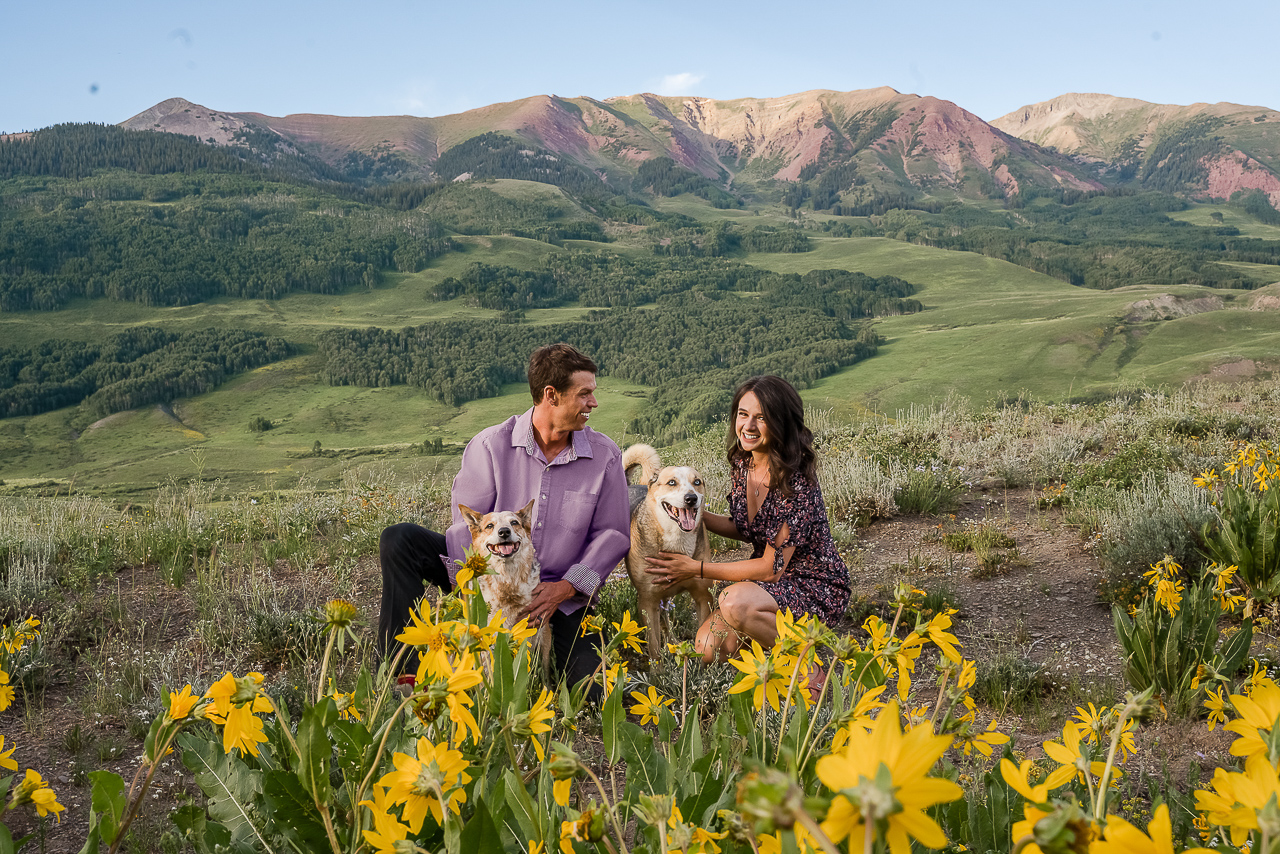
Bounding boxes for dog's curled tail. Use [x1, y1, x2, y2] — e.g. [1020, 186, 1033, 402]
[622, 443, 662, 484]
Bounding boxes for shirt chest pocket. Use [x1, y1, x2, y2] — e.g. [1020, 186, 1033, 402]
[556, 489, 598, 535]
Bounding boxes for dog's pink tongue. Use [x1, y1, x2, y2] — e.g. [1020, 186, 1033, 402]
[678, 507, 697, 531]
[494, 543, 517, 557]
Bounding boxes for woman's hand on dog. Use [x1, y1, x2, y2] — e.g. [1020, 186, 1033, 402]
[644, 551, 699, 585]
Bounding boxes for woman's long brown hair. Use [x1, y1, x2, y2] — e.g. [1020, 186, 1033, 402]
[725, 375, 816, 496]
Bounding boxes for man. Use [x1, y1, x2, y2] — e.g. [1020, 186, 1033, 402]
[377, 343, 630, 695]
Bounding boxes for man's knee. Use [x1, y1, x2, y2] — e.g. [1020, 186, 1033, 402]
[379, 523, 416, 558]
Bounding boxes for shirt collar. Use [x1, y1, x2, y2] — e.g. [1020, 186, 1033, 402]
[511, 407, 595, 463]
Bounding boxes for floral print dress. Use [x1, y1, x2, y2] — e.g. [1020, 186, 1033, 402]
[727, 457, 851, 625]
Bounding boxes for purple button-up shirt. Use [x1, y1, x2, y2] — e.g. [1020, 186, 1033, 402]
[443, 407, 631, 615]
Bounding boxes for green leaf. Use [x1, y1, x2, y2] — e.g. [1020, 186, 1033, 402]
[620, 722, 670, 803]
[678, 751, 730, 826]
[657, 704, 677, 745]
[458, 798, 505, 851]
[330, 718, 372, 783]
[500, 768, 543, 843]
[729, 689, 756, 742]
[490, 632, 514, 715]
[1220, 619, 1255, 675]
[602, 681, 624, 765]
[170, 804, 234, 854]
[84, 770, 126, 848]
[967, 755, 1014, 853]
[674, 699, 704, 765]
[296, 698, 339, 803]
[177, 732, 273, 854]
[262, 769, 333, 852]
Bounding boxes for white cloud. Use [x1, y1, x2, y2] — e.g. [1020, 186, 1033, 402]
[655, 73, 705, 95]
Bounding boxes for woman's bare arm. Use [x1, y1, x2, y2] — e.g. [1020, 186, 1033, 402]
[702, 510, 744, 541]
[645, 523, 794, 584]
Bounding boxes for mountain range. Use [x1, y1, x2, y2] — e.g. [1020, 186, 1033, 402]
[121, 87, 1280, 210]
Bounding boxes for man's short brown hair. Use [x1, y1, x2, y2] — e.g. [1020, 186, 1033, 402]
[528, 343, 598, 403]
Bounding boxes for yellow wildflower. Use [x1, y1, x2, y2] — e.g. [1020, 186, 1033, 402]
[816, 701, 962, 853]
[1092, 804, 1215, 854]
[377, 736, 472, 832]
[9, 769, 65, 822]
[629, 685, 675, 726]
[611, 611, 646, 654]
[1000, 758, 1074, 803]
[0, 735, 16, 772]
[515, 688, 556, 761]
[1226, 680, 1280, 760]
[921, 611, 962, 664]
[728, 640, 791, 712]
[165, 684, 203, 722]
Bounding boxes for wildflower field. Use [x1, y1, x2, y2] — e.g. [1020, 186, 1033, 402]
[6, 380, 1280, 853]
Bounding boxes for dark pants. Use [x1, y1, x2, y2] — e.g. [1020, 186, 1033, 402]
[378, 522, 602, 700]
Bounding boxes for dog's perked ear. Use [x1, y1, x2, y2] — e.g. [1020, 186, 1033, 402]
[458, 504, 485, 534]
[649, 472, 659, 486]
[516, 498, 536, 531]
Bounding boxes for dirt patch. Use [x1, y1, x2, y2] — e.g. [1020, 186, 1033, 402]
[1125, 293, 1224, 321]
[850, 490, 1117, 686]
[846, 487, 1234, 774]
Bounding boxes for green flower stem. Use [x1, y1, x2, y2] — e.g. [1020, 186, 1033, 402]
[316, 800, 343, 854]
[681, 659, 688, 724]
[1011, 835, 1035, 854]
[1093, 699, 1137, 820]
[798, 655, 841, 770]
[775, 641, 814, 760]
[502, 730, 522, 777]
[316, 627, 339, 705]
[366, 643, 411, 726]
[792, 807, 843, 854]
[929, 671, 951, 728]
[108, 726, 181, 854]
[264, 694, 302, 760]
[580, 763, 630, 854]
[354, 693, 417, 806]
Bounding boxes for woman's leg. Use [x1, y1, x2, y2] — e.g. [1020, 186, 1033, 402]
[696, 582, 780, 663]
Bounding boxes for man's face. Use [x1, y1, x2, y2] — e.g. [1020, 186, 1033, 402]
[546, 370, 598, 433]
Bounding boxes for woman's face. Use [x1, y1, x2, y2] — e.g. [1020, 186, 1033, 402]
[735, 391, 770, 455]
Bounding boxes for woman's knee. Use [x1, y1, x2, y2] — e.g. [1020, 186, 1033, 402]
[718, 584, 758, 627]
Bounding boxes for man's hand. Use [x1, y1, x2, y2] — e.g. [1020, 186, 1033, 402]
[523, 579, 576, 626]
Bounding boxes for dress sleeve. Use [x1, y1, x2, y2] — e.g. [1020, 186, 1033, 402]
[769, 476, 817, 576]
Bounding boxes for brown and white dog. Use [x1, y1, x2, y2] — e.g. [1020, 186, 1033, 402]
[622, 444, 713, 654]
[458, 500, 550, 669]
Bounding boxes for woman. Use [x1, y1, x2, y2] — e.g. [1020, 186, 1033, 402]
[645, 375, 850, 663]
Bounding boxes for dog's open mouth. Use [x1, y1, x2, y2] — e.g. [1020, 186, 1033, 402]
[662, 501, 699, 532]
[487, 542, 520, 558]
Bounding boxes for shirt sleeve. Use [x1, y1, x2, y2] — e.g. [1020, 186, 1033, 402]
[562, 450, 631, 600]
[443, 433, 498, 584]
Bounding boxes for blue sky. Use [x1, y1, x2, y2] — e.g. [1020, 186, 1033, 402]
[4, 0, 1278, 133]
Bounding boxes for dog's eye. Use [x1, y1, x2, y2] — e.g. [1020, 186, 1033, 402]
[485, 523, 494, 529]
[667, 479, 677, 486]
[694, 479, 702, 486]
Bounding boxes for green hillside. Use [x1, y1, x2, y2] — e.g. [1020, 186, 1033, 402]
[4, 124, 1280, 495]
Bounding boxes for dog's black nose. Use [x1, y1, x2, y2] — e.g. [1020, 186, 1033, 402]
[683, 493, 698, 507]
[498, 526, 511, 539]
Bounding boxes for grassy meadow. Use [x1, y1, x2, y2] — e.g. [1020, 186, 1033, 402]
[7, 175, 1280, 850]
[3, 189, 1280, 495]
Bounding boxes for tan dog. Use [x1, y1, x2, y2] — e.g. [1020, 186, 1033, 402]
[458, 500, 550, 671]
[623, 444, 713, 654]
